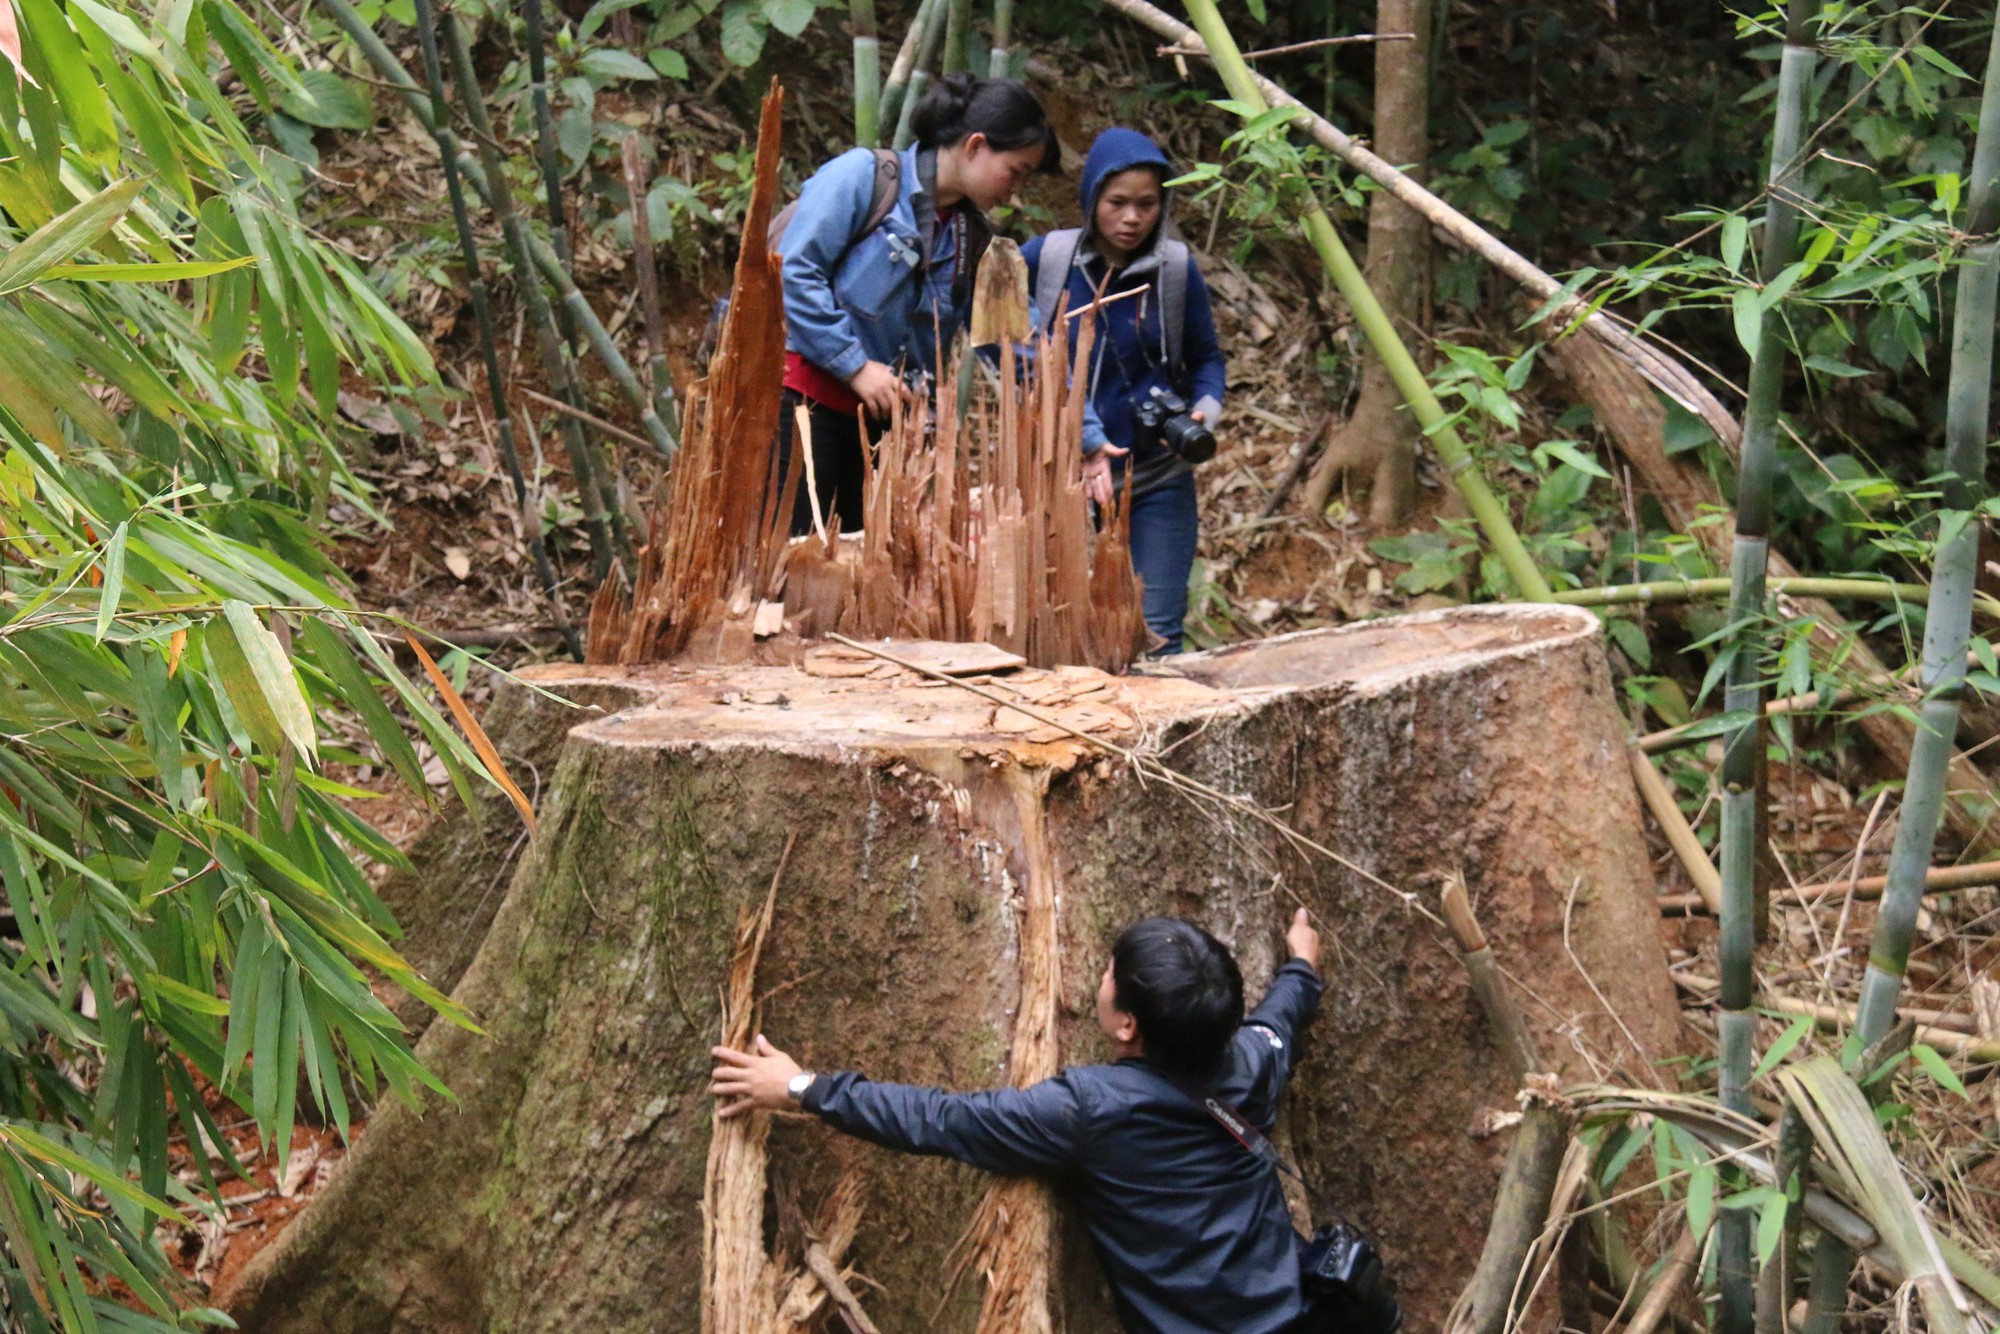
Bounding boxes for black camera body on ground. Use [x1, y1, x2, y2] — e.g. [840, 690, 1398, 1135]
[1131, 385, 1218, 465]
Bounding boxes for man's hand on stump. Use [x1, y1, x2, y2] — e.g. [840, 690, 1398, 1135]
[1285, 906, 1321, 976]
[709, 1034, 804, 1118]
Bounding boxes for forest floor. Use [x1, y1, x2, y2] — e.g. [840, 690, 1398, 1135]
[153, 19, 2000, 1323]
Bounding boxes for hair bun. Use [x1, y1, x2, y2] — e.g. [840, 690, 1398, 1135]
[909, 72, 977, 145]
[907, 74, 1054, 167]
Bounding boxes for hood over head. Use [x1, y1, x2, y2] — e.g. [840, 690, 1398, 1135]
[1079, 127, 1174, 251]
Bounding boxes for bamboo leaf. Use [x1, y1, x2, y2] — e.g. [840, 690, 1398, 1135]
[1755, 1189, 1788, 1264]
[1730, 287, 1762, 360]
[405, 634, 536, 834]
[40, 257, 253, 281]
[1721, 214, 1747, 272]
[1910, 1043, 1968, 1099]
[0, 177, 146, 294]
[1752, 1013, 1814, 1079]
[92, 519, 128, 642]
[0, 1122, 179, 1219]
[222, 601, 317, 760]
[1686, 1159, 1716, 1240]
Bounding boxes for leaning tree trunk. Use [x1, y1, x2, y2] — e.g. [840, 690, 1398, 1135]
[1304, 0, 1430, 525]
[221, 607, 1679, 1333]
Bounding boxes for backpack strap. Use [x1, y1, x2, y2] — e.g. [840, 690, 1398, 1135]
[1157, 235, 1189, 381]
[860, 147, 902, 236]
[1033, 228, 1084, 329]
[767, 147, 903, 260]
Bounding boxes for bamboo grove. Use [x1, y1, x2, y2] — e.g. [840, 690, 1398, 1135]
[0, 0, 561, 1326]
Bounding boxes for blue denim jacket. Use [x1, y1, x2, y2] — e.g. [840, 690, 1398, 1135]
[778, 145, 1110, 450]
[779, 144, 961, 383]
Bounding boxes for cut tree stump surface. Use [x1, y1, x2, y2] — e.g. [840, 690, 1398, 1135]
[226, 605, 1679, 1333]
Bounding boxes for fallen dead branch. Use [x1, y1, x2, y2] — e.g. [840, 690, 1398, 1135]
[1673, 974, 2000, 1065]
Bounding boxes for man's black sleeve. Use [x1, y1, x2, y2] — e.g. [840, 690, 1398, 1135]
[1237, 959, 1324, 1124]
[801, 1071, 1086, 1176]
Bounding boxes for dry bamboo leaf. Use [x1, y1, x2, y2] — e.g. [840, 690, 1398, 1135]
[405, 633, 536, 835]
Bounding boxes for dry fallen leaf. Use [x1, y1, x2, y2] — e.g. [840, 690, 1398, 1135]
[444, 546, 471, 581]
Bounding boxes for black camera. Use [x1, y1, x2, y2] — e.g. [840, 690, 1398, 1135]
[1131, 386, 1217, 465]
[1302, 1222, 1401, 1334]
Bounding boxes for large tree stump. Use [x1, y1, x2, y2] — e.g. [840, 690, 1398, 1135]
[225, 605, 1678, 1332]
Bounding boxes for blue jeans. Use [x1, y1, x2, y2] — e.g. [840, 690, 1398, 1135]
[1128, 470, 1199, 655]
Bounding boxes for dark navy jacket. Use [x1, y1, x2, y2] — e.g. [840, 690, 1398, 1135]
[802, 959, 1323, 1333]
[1022, 128, 1227, 487]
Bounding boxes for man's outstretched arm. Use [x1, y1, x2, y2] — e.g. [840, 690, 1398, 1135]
[710, 1036, 1083, 1177]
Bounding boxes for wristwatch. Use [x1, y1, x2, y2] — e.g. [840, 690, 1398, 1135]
[786, 1071, 816, 1104]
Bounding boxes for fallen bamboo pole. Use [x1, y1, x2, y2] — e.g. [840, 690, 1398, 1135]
[1442, 875, 1539, 1080]
[1446, 1098, 1576, 1334]
[1658, 859, 2000, 914]
[1673, 975, 2000, 1064]
[1553, 576, 2000, 621]
[1627, 746, 1723, 914]
[1099, 0, 1741, 450]
[1621, 1228, 1700, 1334]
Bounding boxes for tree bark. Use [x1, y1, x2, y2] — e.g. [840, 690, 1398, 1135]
[1305, 0, 1431, 525]
[222, 607, 1680, 1333]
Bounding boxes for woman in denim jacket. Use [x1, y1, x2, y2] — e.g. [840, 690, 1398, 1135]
[775, 75, 1061, 535]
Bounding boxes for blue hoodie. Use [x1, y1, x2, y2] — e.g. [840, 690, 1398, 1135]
[1022, 129, 1227, 485]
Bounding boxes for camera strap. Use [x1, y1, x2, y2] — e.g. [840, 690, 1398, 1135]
[1161, 1067, 1347, 1228]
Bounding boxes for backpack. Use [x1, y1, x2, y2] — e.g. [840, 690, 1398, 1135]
[698, 149, 902, 364]
[1032, 227, 1189, 380]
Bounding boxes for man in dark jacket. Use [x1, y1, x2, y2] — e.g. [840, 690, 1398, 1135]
[709, 908, 1325, 1334]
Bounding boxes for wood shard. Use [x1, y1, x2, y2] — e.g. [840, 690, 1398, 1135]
[588, 87, 1147, 674]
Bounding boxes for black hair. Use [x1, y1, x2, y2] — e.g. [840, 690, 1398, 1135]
[1111, 917, 1244, 1078]
[908, 73, 1059, 173]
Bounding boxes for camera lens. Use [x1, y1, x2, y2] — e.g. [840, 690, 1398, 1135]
[1163, 414, 1217, 464]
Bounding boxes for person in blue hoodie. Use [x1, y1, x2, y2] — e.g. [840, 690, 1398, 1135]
[1023, 129, 1227, 654]
[775, 74, 1078, 536]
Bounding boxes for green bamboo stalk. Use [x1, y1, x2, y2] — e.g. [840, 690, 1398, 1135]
[878, 0, 940, 142]
[851, 0, 881, 144]
[443, 12, 629, 581]
[522, 0, 578, 347]
[1853, 14, 2000, 1048]
[1714, 5, 1817, 1328]
[893, 0, 950, 150]
[1179, 0, 1553, 602]
[314, 0, 678, 459]
[619, 133, 675, 429]
[1551, 576, 2000, 616]
[988, 0, 1015, 77]
[941, 0, 972, 74]
[404, 0, 581, 659]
